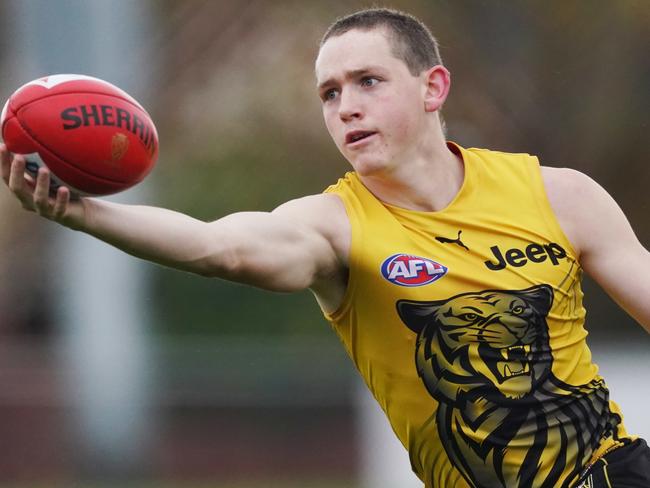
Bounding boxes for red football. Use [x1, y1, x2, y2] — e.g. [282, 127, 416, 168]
[1, 74, 158, 196]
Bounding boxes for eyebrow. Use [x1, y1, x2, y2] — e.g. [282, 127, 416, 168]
[316, 66, 385, 91]
[461, 306, 484, 314]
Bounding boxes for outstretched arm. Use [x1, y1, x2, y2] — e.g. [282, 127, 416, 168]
[543, 167, 650, 333]
[1, 146, 348, 297]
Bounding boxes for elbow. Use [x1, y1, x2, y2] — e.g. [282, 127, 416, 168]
[193, 261, 240, 280]
[195, 243, 243, 280]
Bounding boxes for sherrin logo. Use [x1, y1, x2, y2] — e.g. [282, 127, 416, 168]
[381, 254, 448, 287]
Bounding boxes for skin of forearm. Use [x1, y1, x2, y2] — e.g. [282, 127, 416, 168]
[79, 198, 226, 275]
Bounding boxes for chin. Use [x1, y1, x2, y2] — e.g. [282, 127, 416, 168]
[347, 155, 390, 177]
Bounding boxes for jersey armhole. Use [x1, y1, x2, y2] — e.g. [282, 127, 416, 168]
[526, 156, 580, 262]
[322, 185, 360, 323]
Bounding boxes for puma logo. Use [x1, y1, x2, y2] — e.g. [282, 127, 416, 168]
[435, 230, 469, 251]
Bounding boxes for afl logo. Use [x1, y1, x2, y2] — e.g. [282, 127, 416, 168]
[380, 254, 448, 287]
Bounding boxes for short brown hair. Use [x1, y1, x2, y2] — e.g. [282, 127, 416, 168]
[320, 8, 443, 76]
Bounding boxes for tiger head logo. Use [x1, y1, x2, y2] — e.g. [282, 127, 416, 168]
[396, 284, 617, 488]
[397, 285, 554, 404]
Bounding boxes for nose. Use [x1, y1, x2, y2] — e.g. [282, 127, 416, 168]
[338, 90, 362, 122]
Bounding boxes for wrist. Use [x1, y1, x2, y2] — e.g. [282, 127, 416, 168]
[62, 196, 93, 231]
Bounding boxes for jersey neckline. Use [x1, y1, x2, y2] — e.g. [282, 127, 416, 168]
[377, 141, 474, 218]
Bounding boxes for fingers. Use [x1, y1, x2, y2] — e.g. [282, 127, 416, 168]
[33, 167, 53, 215]
[5, 154, 55, 216]
[0, 144, 11, 184]
[52, 186, 70, 220]
[7, 155, 36, 211]
[2, 149, 74, 222]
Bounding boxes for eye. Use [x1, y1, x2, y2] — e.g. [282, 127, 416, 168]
[459, 313, 478, 321]
[322, 88, 339, 102]
[361, 76, 379, 88]
[511, 305, 525, 315]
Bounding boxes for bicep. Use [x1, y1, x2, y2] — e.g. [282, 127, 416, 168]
[585, 242, 650, 332]
[564, 171, 650, 331]
[202, 204, 340, 293]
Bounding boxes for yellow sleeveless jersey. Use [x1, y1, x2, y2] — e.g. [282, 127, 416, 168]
[323, 143, 631, 488]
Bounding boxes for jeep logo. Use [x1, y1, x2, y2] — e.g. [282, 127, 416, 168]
[484, 243, 567, 271]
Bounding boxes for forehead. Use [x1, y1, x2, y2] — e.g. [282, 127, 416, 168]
[451, 293, 523, 308]
[315, 28, 405, 84]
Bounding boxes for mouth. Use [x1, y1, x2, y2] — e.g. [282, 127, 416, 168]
[345, 130, 377, 146]
[496, 344, 532, 380]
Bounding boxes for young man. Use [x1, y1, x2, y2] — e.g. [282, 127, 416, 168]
[1, 8, 649, 488]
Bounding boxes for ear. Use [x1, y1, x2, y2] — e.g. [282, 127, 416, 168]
[396, 299, 445, 334]
[423, 65, 451, 113]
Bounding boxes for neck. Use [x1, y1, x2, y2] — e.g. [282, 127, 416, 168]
[359, 140, 464, 212]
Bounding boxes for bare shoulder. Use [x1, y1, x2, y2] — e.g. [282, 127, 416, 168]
[272, 193, 351, 263]
[540, 166, 598, 197]
[540, 166, 597, 220]
[540, 166, 629, 258]
[272, 192, 346, 221]
[271, 193, 351, 313]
